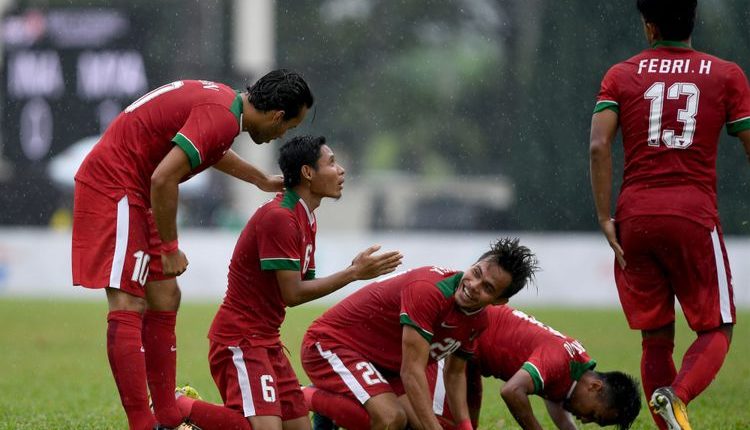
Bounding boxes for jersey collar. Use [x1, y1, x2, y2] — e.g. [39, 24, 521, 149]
[231, 92, 243, 131]
[651, 40, 692, 49]
[282, 188, 315, 227]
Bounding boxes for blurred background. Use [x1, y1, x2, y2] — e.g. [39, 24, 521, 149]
[0, 0, 749, 305]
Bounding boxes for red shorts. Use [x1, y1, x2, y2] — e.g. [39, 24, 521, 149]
[300, 334, 404, 405]
[72, 181, 168, 297]
[425, 359, 482, 425]
[209, 340, 308, 419]
[615, 216, 735, 331]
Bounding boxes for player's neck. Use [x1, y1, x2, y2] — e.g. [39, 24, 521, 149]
[291, 186, 322, 212]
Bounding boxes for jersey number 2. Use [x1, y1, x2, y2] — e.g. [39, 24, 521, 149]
[644, 81, 699, 149]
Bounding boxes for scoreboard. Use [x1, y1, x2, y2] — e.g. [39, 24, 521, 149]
[1, 7, 150, 224]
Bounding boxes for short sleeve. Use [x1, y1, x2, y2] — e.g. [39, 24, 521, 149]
[522, 344, 567, 397]
[399, 280, 444, 342]
[593, 65, 621, 114]
[724, 63, 750, 136]
[256, 210, 302, 272]
[172, 104, 240, 169]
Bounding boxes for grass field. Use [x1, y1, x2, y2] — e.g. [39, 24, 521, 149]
[0, 298, 748, 429]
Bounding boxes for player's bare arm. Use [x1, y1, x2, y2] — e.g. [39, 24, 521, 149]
[401, 325, 443, 430]
[542, 399, 577, 430]
[151, 146, 192, 276]
[589, 109, 626, 269]
[213, 149, 284, 192]
[500, 368, 543, 430]
[276, 245, 402, 307]
[739, 129, 750, 163]
[443, 355, 471, 428]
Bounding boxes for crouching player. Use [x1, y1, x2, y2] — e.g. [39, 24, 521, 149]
[429, 305, 641, 429]
[301, 238, 539, 430]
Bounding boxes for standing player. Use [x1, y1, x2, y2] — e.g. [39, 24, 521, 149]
[428, 305, 641, 430]
[301, 238, 539, 430]
[72, 69, 314, 430]
[204, 135, 403, 430]
[589, 1, 750, 429]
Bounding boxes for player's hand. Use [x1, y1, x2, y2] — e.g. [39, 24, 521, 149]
[162, 249, 189, 276]
[350, 245, 403, 280]
[599, 218, 626, 269]
[258, 174, 284, 192]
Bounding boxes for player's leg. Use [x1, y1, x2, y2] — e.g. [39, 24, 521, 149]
[666, 220, 735, 404]
[272, 347, 312, 430]
[300, 337, 406, 430]
[174, 385, 252, 429]
[615, 216, 676, 430]
[72, 182, 156, 430]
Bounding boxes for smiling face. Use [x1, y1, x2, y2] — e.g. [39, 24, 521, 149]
[308, 144, 345, 199]
[454, 259, 512, 312]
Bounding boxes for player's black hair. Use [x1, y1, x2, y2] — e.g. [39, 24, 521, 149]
[637, 0, 696, 41]
[278, 135, 327, 189]
[597, 371, 642, 430]
[247, 69, 314, 120]
[478, 237, 539, 299]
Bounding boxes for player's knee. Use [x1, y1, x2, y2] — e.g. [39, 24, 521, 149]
[371, 408, 407, 430]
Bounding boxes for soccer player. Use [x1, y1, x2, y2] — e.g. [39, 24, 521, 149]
[428, 305, 641, 430]
[589, 1, 750, 429]
[301, 238, 539, 430]
[72, 69, 314, 430]
[204, 135, 403, 430]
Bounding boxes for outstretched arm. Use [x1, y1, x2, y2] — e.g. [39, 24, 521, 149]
[444, 355, 472, 429]
[589, 109, 625, 269]
[500, 369, 543, 430]
[738, 129, 750, 163]
[213, 149, 283, 192]
[401, 326, 443, 430]
[276, 245, 402, 307]
[543, 399, 577, 430]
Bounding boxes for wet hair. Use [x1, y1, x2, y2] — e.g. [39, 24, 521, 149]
[278, 135, 327, 189]
[637, 0, 696, 41]
[246, 69, 314, 120]
[478, 237, 539, 299]
[597, 371, 642, 429]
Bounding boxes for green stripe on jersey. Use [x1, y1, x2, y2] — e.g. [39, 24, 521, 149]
[727, 117, 750, 136]
[260, 258, 300, 271]
[281, 189, 301, 209]
[651, 40, 692, 49]
[522, 362, 544, 394]
[436, 272, 463, 298]
[593, 101, 619, 114]
[304, 269, 316, 280]
[230, 93, 243, 127]
[173, 133, 201, 168]
[570, 359, 597, 381]
[400, 313, 433, 342]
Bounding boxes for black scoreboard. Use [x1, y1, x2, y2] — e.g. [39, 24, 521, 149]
[1, 8, 150, 224]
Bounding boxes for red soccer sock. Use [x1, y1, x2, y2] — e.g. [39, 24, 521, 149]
[142, 310, 183, 427]
[107, 310, 157, 430]
[672, 328, 730, 404]
[303, 386, 371, 430]
[641, 336, 676, 430]
[176, 396, 252, 430]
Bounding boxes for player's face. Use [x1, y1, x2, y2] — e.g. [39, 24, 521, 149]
[454, 259, 511, 312]
[564, 393, 617, 427]
[309, 145, 345, 199]
[249, 106, 309, 144]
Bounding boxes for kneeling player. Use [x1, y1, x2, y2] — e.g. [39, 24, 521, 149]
[301, 238, 539, 430]
[429, 305, 641, 429]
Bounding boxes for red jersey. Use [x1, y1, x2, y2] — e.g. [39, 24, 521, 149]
[475, 305, 595, 402]
[208, 190, 317, 347]
[75, 80, 243, 207]
[307, 266, 488, 373]
[595, 42, 750, 227]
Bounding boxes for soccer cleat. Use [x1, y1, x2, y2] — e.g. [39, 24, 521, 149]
[312, 412, 339, 430]
[175, 384, 202, 400]
[649, 387, 692, 430]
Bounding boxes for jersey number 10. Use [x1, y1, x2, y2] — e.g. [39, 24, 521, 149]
[644, 81, 700, 149]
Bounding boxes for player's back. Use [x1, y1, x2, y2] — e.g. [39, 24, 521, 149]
[76, 80, 240, 207]
[598, 43, 750, 226]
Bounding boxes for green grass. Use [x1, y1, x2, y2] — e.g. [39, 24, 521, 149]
[0, 298, 748, 429]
